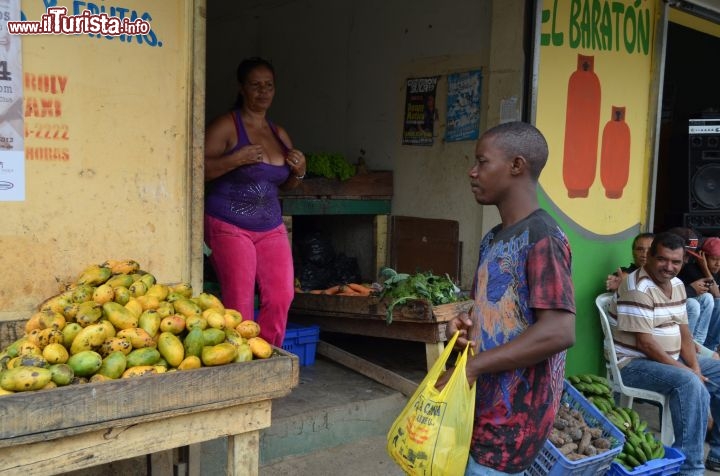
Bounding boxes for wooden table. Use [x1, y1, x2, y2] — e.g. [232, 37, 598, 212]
[289, 294, 473, 372]
[0, 352, 299, 476]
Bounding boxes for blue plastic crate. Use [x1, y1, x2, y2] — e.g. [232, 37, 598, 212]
[524, 380, 625, 476]
[606, 446, 685, 476]
[281, 323, 320, 366]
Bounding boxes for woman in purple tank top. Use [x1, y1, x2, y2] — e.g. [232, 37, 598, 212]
[204, 57, 305, 347]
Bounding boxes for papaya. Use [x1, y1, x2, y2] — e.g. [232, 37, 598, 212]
[14, 354, 49, 368]
[169, 282, 193, 298]
[124, 298, 143, 319]
[71, 284, 96, 303]
[201, 343, 237, 366]
[196, 292, 225, 312]
[106, 274, 134, 289]
[128, 280, 148, 298]
[135, 294, 160, 311]
[224, 309, 243, 330]
[185, 315, 207, 331]
[100, 336, 133, 356]
[139, 273, 156, 289]
[76, 264, 112, 286]
[113, 286, 131, 305]
[37, 328, 65, 349]
[157, 332, 184, 368]
[156, 301, 175, 318]
[146, 284, 170, 301]
[0, 366, 53, 391]
[203, 308, 226, 330]
[67, 350, 103, 377]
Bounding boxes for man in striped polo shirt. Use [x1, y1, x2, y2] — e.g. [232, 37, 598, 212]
[609, 231, 720, 475]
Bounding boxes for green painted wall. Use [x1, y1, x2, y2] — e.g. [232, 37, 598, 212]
[539, 194, 638, 377]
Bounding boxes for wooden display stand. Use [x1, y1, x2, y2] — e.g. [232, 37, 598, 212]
[289, 294, 473, 372]
[0, 348, 299, 476]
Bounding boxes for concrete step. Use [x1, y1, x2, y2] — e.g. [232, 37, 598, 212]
[197, 356, 412, 475]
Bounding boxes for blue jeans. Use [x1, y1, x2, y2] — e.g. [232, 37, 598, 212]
[465, 456, 523, 476]
[687, 293, 714, 345]
[621, 356, 720, 475]
[704, 296, 720, 351]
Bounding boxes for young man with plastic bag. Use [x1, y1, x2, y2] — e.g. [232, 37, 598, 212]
[440, 122, 576, 475]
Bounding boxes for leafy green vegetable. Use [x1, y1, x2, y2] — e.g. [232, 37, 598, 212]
[378, 267, 461, 324]
[306, 152, 356, 181]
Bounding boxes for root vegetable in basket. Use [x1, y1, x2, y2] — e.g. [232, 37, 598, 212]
[378, 267, 461, 323]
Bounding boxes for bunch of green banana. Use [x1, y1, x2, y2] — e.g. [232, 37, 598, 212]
[614, 428, 666, 470]
[568, 374, 615, 412]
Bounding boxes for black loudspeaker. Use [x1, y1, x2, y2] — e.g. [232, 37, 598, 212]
[686, 117, 720, 233]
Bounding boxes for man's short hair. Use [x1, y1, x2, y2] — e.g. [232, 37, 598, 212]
[649, 232, 686, 257]
[482, 122, 549, 180]
[632, 232, 655, 248]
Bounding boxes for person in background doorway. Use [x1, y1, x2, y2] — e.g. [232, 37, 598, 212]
[437, 122, 576, 475]
[605, 232, 654, 292]
[668, 227, 716, 349]
[203, 57, 306, 347]
[697, 237, 720, 352]
[608, 232, 720, 474]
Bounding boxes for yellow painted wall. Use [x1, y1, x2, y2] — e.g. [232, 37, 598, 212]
[0, 1, 198, 321]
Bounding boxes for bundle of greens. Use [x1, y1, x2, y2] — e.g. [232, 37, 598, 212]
[378, 267, 461, 324]
[306, 152, 356, 181]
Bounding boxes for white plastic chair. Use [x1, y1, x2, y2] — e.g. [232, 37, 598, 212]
[595, 292, 674, 446]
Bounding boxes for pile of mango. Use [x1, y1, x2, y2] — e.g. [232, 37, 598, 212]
[0, 259, 274, 394]
[569, 374, 666, 471]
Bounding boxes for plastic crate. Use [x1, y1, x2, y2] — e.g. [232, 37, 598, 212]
[606, 446, 685, 476]
[524, 380, 625, 476]
[281, 323, 320, 366]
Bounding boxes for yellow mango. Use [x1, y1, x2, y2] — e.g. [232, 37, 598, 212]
[116, 328, 156, 349]
[126, 347, 161, 367]
[183, 327, 205, 358]
[169, 282, 193, 298]
[76, 264, 112, 286]
[71, 284, 96, 304]
[156, 300, 175, 318]
[234, 343, 253, 362]
[122, 365, 158, 378]
[106, 274, 134, 289]
[103, 302, 139, 330]
[224, 310, 243, 330]
[139, 309, 162, 337]
[62, 322, 83, 348]
[136, 294, 160, 311]
[202, 328, 226, 346]
[75, 301, 103, 327]
[159, 314, 186, 334]
[157, 332, 184, 368]
[173, 298, 202, 318]
[49, 363, 74, 386]
[203, 308, 226, 330]
[185, 315, 207, 331]
[70, 323, 108, 354]
[99, 336, 133, 356]
[177, 355, 201, 370]
[196, 292, 225, 312]
[113, 286, 131, 305]
[96, 351, 127, 379]
[124, 298, 143, 319]
[146, 284, 169, 301]
[42, 343, 69, 364]
[128, 280, 148, 298]
[138, 272, 156, 289]
[0, 366, 52, 391]
[92, 283, 115, 305]
[66, 350, 103, 377]
[247, 337, 273, 359]
[236, 320, 261, 339]
[201, 343, 238, 366]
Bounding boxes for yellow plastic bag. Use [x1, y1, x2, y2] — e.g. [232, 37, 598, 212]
[386, 331, 476, 475]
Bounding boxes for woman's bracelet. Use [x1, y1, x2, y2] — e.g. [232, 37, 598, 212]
[295, 173, 305, 180]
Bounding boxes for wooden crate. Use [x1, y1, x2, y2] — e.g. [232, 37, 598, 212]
[279, 171, 393, 199]
[0, 350, 299, 447]
[290, 293, 472, 322]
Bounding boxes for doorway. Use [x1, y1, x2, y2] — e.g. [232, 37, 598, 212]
[654, 16, 720, 237]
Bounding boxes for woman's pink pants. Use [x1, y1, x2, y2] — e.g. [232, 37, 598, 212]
[204, 215, 294, 347]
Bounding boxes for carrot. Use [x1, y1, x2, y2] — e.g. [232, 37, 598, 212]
[346, 283, 371, 296]
[323, 285, 343, 295]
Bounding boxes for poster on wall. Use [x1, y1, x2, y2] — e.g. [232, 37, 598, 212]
[0, 0, 24, 201]
[402, 76, 439, 146]
[445, 70, 482, 142]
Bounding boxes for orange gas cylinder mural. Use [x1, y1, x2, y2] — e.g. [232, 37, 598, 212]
[562, 54, 601, 198]
[600, 106, 631, 199]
